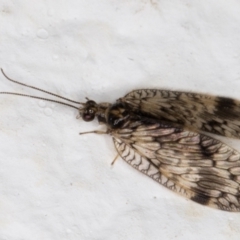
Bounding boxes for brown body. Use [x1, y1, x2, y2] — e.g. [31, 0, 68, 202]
[80, 89, 240, 212]
[1, 69, 240, 212]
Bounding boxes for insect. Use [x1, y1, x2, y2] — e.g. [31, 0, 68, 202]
[1, 69, 240, 212]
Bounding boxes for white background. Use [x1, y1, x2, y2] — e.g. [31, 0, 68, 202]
[0, 1, 240, 239]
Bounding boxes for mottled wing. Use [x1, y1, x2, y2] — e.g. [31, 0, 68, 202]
[112, 122, 240, 211]
[120, 89, 240, 138]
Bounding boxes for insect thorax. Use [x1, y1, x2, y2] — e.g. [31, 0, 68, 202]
[80, 100, 133, 129]
[106, 102, 132, 129]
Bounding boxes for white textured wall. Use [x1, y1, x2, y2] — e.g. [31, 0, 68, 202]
[0, 1, 240, 239]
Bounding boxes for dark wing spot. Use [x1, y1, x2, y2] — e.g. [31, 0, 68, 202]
[191, 194, 211, 206]
[215, 97, 238, 119]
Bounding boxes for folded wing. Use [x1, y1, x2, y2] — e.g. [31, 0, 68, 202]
[121, 89, 240, 138]
[113, 122, 240, 211]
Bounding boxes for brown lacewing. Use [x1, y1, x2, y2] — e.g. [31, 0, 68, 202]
[1, 68, 240, 212]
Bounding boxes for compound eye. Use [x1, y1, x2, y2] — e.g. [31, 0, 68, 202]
[82, 108, 95, 122]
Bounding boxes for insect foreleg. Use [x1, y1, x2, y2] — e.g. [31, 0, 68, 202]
[79, 130, 109, 135]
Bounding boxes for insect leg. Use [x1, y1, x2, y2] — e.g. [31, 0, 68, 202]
[111, 154, 119, 166]
[79, 130, 108, 135]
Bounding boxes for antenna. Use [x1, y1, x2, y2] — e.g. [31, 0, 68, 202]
[0, 92, 80, 110]
[0, 68, 83, 104]
[0, 68, 85, 110]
